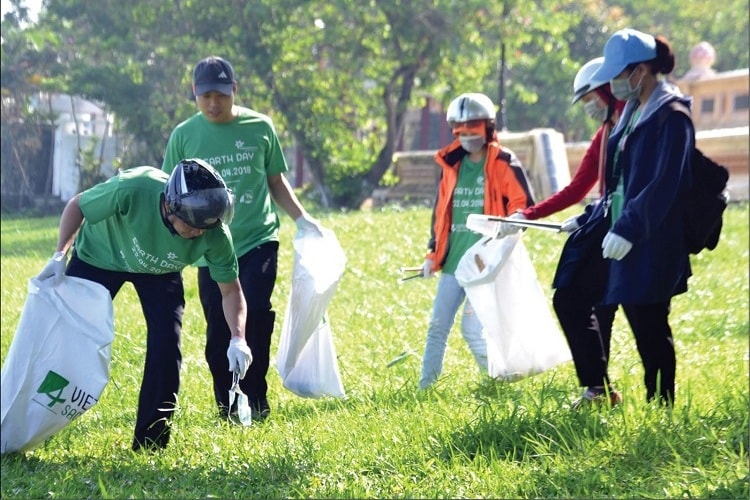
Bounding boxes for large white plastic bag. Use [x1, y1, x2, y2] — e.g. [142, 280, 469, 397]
[277, 228, 346, 398]
[1, 275, 114, 454]
[455, 234, 571, 380]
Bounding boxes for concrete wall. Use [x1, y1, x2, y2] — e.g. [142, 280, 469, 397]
[676, 69, 749, 131]
[376, 127, 749, 206]
[375, 129, 572, 205]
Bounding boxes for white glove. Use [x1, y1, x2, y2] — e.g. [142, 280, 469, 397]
[422, 258, 435, 279]
[602, 232, 633, 260]
[295, 214, 324, 236]
[36, 251, 67, 284]
[495, 212, 525, 238]
[227, 337, 253, 379]
[561, 215, 581, 233]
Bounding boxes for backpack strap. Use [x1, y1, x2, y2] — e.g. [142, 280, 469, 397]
[657, 100, 692, 127]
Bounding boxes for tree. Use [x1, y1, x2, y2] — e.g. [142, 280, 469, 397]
[0, 9, 60, 210]
[7, 0, 747, 210]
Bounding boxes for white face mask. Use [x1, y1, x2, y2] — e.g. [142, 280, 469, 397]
[610, 67, 644, 101]
[583, 99, 608, 122]
[459, 134, 486, 153]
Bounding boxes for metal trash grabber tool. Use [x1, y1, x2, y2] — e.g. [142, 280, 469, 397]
[466, 213, 563, 237]
[398, 266, 423, 283]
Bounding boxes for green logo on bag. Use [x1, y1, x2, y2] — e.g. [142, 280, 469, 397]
[36, 370, 69, 407]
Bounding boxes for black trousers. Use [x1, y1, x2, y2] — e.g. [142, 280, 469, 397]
[622, 301, 675, 404]
[553, 286, 617, 388]
[66, 252, 184, 450]
[199, 241, 278, 412]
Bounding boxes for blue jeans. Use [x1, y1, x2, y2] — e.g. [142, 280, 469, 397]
[419, 273, 487, 389]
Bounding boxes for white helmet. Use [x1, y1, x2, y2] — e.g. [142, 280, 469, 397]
[446, 93, 495, 127]
[571, 57, 607, 104]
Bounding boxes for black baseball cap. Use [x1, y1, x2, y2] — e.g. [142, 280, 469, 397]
[193, 56, 235, 96]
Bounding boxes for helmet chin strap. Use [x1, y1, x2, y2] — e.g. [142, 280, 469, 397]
[160, 195, 179, 235]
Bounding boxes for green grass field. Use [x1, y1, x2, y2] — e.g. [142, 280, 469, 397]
[1, 203, 748, 499]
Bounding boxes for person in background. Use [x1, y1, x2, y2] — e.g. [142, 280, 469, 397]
[515, 57, 626, 408]
[591, 28, 693, 405]
[162, 56, 325, 421]
[35, 159, 252, 450]
[418, 92, 535, 389]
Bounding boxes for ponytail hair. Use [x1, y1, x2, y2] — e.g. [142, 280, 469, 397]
[649, 36, 676, 75]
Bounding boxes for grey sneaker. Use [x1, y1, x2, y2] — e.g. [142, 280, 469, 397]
[572, 386, 623, 410]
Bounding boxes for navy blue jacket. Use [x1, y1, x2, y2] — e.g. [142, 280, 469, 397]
[602, 80, 694, 304]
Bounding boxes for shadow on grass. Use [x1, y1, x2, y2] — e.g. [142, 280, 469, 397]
[0, 444, 315, 499]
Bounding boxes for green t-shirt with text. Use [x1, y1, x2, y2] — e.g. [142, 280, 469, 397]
[162, 106, 289, 260]
[75, 166, 238, 283]
[442, 156, 485, 274]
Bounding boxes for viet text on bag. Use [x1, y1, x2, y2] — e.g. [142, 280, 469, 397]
[455, 234, 571, 381]
[1, 276, 114, 454]
[659, 101, 730, 254]
[277, 228, 346, 398]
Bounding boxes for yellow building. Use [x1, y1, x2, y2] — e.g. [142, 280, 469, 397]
[675, 42, 749, 200]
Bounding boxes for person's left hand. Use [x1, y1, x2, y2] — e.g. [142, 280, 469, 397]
[227, 337, 253, 379]
[495, 212, 525, 238]
[560, 215, 581, 233]
[36, 251, 67, 284]
[295, 214, 324, 236]
[602, 231, 633, 260]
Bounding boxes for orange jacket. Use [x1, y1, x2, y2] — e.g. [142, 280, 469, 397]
[426, 135, 534, 271]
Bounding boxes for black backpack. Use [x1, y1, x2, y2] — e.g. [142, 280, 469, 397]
[659, 102, 729, 254]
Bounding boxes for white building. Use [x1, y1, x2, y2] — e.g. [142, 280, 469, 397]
[31, 93, 120, 201]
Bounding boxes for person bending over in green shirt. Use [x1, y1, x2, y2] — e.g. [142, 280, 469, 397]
[35, 159, 252, 451]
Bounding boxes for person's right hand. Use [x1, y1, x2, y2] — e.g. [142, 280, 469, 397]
[36, 251, 67, 284]
[295, 214, 324, 237]
[560, 215, 581, 233]
[422, 258, 435, 279]
[227, 337, 253, 379]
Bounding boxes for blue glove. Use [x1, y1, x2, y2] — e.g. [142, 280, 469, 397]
[602, 232, 633, 260]
[227, 337, 253, 379]
[295, 214, 324, 236]
[36, 251, 67, 284]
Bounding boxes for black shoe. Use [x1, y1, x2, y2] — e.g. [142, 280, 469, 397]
[251, 399, 270, 421]
[217, 404, 232, 420]
[132, 437, 167, 452]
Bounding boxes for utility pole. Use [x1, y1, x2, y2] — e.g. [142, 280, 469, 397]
[497, 42, 507, 131]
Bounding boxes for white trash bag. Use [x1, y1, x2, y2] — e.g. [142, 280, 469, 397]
[277, 228, 346, 398]
[455, 234, 571, 381]
[1, 276, 114, 454]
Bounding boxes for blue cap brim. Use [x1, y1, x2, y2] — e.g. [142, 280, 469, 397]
[591, 61, 628, 83]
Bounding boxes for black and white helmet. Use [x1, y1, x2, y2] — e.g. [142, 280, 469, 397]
[164, 159, 234, 229]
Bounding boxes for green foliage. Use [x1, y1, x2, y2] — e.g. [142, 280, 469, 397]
[0, 203, 748, 498]
[1, 0, 748, 207]
[76, 138, 108, 191]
